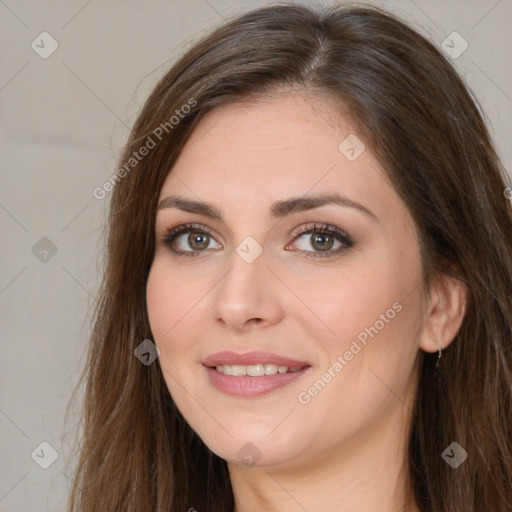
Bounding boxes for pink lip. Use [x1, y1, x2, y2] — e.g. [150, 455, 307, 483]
[203, 351, 312, 398]
[203, 350, 310, 368]
[205, 367, 311, 397]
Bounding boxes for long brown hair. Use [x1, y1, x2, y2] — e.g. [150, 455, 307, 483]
[66, 3, 512, 511]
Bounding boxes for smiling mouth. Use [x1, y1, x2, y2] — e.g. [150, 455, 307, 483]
[212, 363, 308, 376]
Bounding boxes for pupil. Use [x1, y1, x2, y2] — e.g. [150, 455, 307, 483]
[189, 233, 209, 249]
[312, 233, 332, 251]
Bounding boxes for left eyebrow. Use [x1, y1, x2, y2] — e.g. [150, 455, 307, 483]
[157, 192, 378, 222]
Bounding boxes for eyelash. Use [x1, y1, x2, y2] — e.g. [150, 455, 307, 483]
[159, 222, 354, 259]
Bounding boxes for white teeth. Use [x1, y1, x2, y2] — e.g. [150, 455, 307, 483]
[247, 364, 265, 376]
[231, 365, 246, 376]
[214, 363, 305, 376]
[264, 364, 278, 375]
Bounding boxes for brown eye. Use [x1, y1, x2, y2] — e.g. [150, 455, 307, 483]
[309, 232, 335, 251]
[288, 223, 354, 258]
[162, 223, 221, 257]
[187, 232, 211, 250]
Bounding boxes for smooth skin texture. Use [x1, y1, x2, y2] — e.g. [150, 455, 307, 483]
[146, 90, 468, 512]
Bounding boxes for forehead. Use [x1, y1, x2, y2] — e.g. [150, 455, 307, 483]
[158, 92, 400, 225]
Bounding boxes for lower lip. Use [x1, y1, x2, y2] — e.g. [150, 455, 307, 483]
[205, 366, 311, 397]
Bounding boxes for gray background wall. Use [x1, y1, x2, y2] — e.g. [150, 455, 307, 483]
[1, 0, 510, 510]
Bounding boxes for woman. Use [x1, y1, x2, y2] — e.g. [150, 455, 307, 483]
[67, 3, 512, 511]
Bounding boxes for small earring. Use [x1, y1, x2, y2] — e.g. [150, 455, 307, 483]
[435, 339, 442, 368]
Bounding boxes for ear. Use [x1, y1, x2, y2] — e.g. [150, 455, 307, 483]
[418, 272, 469, 353]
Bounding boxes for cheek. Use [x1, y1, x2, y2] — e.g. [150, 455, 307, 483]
[146, 267, 174, 345]
[146, 260, 215, 386]
[297, 288, 420, 437]
[146, 260, 203, 343]
[146, 262, 205, 408]
[146, 263, 197, 397]
[299, 263, 394, 352]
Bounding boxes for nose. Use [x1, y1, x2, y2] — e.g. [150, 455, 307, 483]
[208, 248, 285, 333]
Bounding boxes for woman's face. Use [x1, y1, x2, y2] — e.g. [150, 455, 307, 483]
[146, 91, 427, 469]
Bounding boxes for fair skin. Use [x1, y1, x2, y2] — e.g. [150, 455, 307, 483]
[146, 90, 467, 512]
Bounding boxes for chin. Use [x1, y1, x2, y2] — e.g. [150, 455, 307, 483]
[189, 419, 308, 468]
[209, 438, 299, 468]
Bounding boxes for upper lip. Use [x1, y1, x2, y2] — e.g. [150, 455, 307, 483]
[203, 350, 311, 368]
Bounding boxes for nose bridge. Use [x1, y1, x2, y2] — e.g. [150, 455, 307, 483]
[209, 241, 283, 329]
[217, 245, 267, 310]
